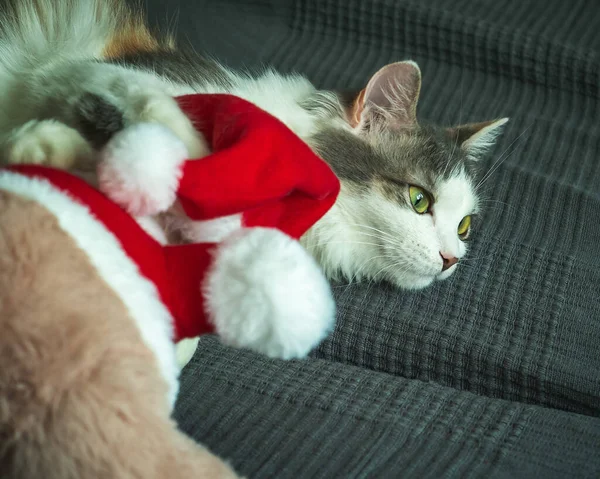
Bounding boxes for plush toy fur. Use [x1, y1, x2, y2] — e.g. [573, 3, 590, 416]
[0, 190, 240, 478]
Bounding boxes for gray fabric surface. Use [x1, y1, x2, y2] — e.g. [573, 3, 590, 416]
[176, 337, 600, 478]
[141, 0, 600, 476]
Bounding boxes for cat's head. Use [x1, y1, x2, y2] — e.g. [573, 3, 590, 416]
[310, 61, 507, 289]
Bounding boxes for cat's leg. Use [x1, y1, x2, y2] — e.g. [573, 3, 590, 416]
[120, 86, 209, 158]
[1, 119, 93, 169]
[0, 61, 208, 170]
[60, 62, 209, 158]
[75, 87, 210, 159]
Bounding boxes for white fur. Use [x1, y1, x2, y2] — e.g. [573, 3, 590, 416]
[0, 0, 118, 68]
[174, 70, 347, 142]
[433, 174, 478, 266]
[98, 123, 189, 217]
[226, 72, 345, 139]
[303, 170, 479, 289]
[204, 228, 335, 360]
[0, 170, 180, 407]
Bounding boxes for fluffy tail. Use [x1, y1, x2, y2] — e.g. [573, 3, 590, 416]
[0, 0, 171, 74]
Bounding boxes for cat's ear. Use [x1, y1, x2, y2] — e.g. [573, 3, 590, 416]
[447, 118, 509, 159]
[350, 61, 421, 130]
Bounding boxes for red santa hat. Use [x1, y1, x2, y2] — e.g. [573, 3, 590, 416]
[98, 94, 339, 238]
[0, 94, 340, 405]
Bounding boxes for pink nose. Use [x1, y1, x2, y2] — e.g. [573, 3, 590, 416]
[440, 253, 458, 271]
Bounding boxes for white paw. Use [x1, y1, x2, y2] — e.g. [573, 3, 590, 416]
[175, 337, 200, 369]
[126, 93, 210, 159]
[98, 123, 188, 217]
[204, 228, 336, 360]
[3, 120, 92, 169]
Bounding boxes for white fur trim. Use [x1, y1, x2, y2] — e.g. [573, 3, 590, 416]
[204, 227, 336, 360]
[0, 171, 180, 407]
[98, 123, 188, 217]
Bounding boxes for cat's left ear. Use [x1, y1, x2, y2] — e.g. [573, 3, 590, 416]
[349, 61, 422, 130]
[447, 118, 509, 160]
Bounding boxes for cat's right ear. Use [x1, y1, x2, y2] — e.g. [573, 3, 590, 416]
[349, 61, 422, 130]
[447, 118, 509, 159]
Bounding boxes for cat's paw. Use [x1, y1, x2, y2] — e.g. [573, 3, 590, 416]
[175, 337, 200, 369]
[3, 120, 93, 169]
[126, 93, 210, 159]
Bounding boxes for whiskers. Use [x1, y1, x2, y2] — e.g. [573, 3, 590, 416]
[363, 259, 414, 295]
[309, 221, 405, 251]
[310, 222, 410, 292]
[476, 123, 533, 192]
[336, 252, 403, 295]
[344, 222, 399, 242]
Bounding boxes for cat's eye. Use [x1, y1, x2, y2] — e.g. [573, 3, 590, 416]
[409, 185, 431, 214]
[457, 215, 472, 239]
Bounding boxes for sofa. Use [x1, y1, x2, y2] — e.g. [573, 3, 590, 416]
[144, 1, 600, 477]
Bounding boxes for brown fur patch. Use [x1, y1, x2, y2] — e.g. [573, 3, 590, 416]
[0, 191, 239, 478]
[102, 1, 175, 59]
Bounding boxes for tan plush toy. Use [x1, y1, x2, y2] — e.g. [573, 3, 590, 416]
[0, 94, 340, 478]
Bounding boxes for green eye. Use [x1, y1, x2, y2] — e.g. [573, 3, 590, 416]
[409, 185, 431, 214]
[458, 215, 472, 239]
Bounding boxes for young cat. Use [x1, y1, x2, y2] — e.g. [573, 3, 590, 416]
[0, 0, 507, 290]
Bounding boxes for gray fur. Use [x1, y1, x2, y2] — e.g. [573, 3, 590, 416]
[311, 123, 480, 204]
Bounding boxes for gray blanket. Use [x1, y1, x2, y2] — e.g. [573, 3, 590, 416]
[144, 0, 600, 476]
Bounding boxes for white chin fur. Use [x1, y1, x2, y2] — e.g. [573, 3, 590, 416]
[399, 274, 436, 290]
[393, 262, 460, 289]
[98, 123, 188, 217]
[204, 227, 335, 360]
[399, 266, 456, 289]
[436, 263, 458, 281]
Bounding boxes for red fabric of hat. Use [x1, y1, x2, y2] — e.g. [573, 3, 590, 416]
[175, 94, 340, 239]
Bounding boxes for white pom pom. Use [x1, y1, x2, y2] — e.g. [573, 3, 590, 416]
[98, 123, 188, 217]
[204, 228, 336, 360]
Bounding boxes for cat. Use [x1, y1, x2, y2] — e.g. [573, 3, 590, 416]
[0, 0, 508, 292]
